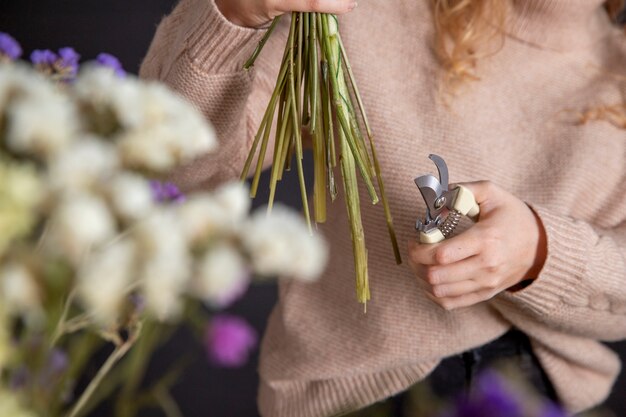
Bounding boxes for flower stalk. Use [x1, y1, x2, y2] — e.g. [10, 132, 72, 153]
[242, 13, 402, 306]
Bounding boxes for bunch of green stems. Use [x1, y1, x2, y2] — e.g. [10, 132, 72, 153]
[241, 13, 401, 307]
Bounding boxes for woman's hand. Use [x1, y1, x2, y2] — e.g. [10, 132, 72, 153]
[407, 181, 548, 310]
[215, 0, 358, 28]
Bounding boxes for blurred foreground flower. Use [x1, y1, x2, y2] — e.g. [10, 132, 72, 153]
[436, 369, 569, 417]
[244, 205, 329, 281]
[0, 388, 36, 417]
[204, 314, 257, 368]
[0, 159, 43, 255]
[0, 35, 328, 417]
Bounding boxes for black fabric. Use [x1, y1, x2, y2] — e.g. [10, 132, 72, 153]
[345, 328, 559, 417]
[423, 328, 558, 401]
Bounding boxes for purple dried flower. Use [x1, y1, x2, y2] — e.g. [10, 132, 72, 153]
[129, 293, 146, 314]
[96, 53, 126, 77]
[57, 47, 80, 77]
[9, 366, 30, 390]
[473, 370, 523, 417]
[47, 348, 69, 375]
[31, 49, 57, 66]
[437, 370, 524, 417]
[0, 32, 22, 60]
[37, 348, 69, 387]
[150, 180, 186, 204]
[204, 314, 257, 368]
[31, 47, 80, 82]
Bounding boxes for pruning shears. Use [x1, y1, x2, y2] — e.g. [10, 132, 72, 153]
[414, 155, 480, 244]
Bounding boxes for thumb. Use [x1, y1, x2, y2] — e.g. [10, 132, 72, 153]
[453, 180, 500, 212]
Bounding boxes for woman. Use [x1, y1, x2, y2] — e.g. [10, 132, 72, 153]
[139, 1, 626, 416]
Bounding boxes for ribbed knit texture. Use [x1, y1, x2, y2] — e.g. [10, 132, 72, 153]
[139, 0, 626, 415]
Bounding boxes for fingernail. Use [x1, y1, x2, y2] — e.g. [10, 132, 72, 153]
[350, 2, 358, 10]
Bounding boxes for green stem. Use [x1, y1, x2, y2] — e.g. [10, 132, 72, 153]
[312, 104, 327, 223]
[244, 16, 282, 70]
[277, 113, 293, 178]
[268, 92, 287, 213]
[250, 76, 282, 197]
[241, 53, 289, 186]
[336, 31, 372, 137]
[66, 324, 142, 417]
[339, 128, 370, 306]
[50, 289, 77, 347]
[288, 13, 312, 232]
[302, 13, 310, 126]
[337, 32, 402, 264]
[319, 55, 337, 200]
[153, 387, 184, 417]
[320, 15, 378, 204]
[310, 13, 319, 134]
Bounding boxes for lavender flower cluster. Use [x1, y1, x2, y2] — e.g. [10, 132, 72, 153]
[0, 32, 125, 81]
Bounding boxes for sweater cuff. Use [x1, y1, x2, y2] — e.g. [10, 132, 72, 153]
[497, 204, 591, 315]
[184, 0, 267, 73]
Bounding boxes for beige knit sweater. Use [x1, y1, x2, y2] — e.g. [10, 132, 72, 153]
[139, 0, 626, 415]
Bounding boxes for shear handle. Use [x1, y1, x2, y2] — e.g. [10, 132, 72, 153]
[418, 185, 480, 244]
[450, 185, 480, 222]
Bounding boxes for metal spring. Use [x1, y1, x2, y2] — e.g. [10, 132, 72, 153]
[440, 210, 462, 237]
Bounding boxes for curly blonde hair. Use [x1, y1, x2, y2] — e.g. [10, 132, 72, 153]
[431, 0, 626, 128]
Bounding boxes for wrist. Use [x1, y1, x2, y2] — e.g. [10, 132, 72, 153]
[524, 204, 548, 281]
[214, 0, 271, 28]
[214, 0, 244, 26]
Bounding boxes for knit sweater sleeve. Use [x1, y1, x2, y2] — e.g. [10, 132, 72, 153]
[494, 204, 626, 341]
[138, 0, 278, 191]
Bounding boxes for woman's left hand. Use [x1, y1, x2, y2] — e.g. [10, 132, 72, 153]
[407, 181, 548, 310]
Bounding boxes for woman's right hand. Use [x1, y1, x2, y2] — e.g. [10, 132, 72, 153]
[215, 0, 357, 29]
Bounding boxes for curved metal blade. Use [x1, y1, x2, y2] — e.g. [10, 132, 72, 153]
[428, 154, 449, 192]
[414, 174, 444, 223]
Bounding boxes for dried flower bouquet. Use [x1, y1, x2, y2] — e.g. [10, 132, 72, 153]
[242, 13, 402, 307]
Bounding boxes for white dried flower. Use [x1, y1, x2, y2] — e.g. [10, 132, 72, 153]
[74, 66, 146, 131]
[47, 135, 119, 191]
[2, 65, 78, 159]
[117, 117, 216, 172]
[242, 205, 328, 282]
[194, 243, 249, 308]
[47, 192, 117, 264]
[213, 181, 251, 225]
[133, 209, 191, 321]
[0, 388, 38, 417]
[141, 254, 188, 321]
[74, 66, 217, 172]
[106, 172, 155, 222]
[77, 238, 136, 324]
[177, 182, 250, 246]
[0, 159, 43, 255]
[117, 125, 179, 171]
[177, 195, 224, 245]
[0, 262, 40, 315]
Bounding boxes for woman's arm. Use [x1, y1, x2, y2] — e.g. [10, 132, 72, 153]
[407, 181, 626, 341]
[138, 0, 277, 191]
[494, 206, 626, 341]
[139, 0, 354, 192]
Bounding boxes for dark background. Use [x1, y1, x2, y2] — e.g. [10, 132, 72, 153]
[0, 1, 624, 416]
